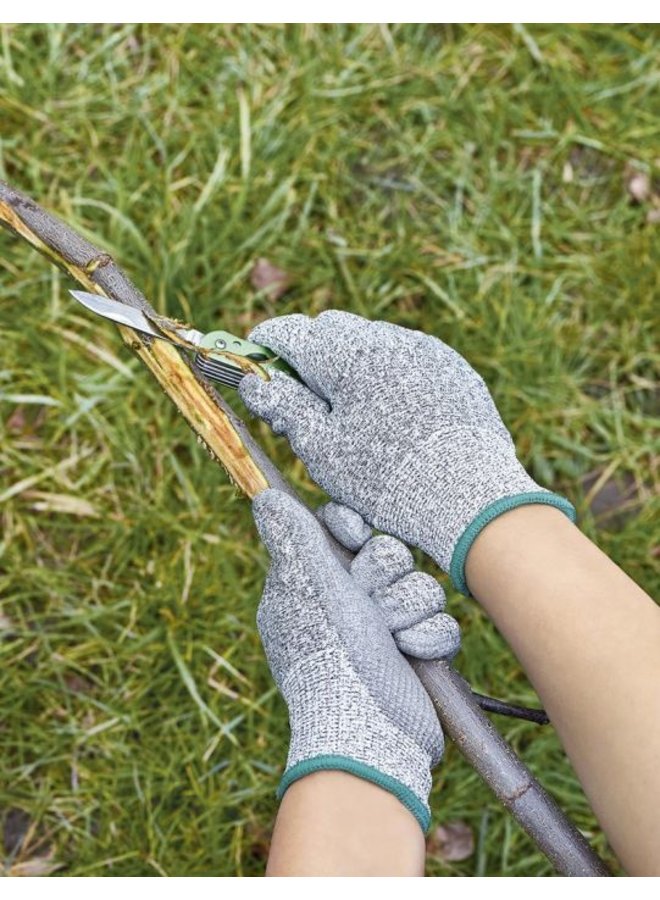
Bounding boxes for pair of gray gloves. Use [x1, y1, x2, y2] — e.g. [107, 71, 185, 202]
[240, 312, 575, 830]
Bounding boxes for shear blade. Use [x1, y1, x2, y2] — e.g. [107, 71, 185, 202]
[70, 291, 162, 337]
[69, 291, 204, 347]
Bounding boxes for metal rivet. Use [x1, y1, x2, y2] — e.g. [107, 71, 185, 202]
[214, 338, 227, 349]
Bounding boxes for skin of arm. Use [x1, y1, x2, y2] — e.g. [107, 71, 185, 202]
[465, 505, 660, 876]
[266, 772, 426, 876]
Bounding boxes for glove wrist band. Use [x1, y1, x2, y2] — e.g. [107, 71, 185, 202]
[278, 755, 431, 832]
[281, 660, 435, 833]
[448, 492, 577, 595]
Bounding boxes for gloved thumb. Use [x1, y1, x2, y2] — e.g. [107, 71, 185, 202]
[319, 501, 372, 552]
[252, 488, 326, 565]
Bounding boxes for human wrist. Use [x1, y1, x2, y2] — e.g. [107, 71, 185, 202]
[464, 503, 579, 599]
[449, 491, 576, 595]
[279, 756, 431, 832]
[268, 771, 426, 875]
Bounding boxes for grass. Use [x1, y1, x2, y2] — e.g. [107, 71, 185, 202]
[0, 23, 658, 876]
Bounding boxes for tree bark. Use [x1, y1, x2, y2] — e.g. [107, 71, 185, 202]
[0, 178, 608, 876]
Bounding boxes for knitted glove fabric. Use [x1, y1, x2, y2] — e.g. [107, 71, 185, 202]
[240, 312, 576, 593]
[253, 489, 460, 831]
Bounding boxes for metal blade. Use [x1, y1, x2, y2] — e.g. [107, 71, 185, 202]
[69, 291, 203, 346]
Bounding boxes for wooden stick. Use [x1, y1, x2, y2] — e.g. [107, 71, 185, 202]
[0, 178, 609, 876]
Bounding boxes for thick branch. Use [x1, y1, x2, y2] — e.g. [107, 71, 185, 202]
[411, 660, 610, 876]
[0, 178, 608, 876]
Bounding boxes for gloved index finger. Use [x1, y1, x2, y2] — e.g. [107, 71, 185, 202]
[249, 314, 316, 383]
[250, 311, 370, 402]
[252, 488, 328, 564]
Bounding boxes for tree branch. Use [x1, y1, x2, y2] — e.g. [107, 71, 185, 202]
[0, 178, 608, 876]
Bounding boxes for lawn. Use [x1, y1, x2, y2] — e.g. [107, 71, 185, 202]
[0, 23, 658, 876]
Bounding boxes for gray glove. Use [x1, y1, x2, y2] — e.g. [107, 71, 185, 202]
[253, 489, 460, 831]
[240, 312, 575, 593]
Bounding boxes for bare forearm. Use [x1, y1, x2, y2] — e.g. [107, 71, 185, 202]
[466, 506, 660, 875]
[266, 772, 425, 876]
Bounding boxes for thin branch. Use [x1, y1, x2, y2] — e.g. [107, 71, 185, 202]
[0, 178, 608, 876]
[473, 692, 550, 726]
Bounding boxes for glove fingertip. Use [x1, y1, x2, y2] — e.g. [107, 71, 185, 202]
[321, 501, 372, 552]
[254, 489, 333, 569]
[251, 488, 287, 548]
[248, 314, 312, 360]
[238, 372, 270, 414]
[253, 489, 307, 551]
[395, 615, 461, 661]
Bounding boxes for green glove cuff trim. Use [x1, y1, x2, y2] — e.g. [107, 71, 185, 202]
[450, 492, 577, 596]
[277, 755, 431, 832]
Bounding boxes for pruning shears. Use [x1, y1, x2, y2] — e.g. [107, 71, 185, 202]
[69, 290, 292, 389]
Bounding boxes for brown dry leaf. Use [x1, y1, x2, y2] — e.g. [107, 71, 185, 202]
[580, 469, 642, 531]
[24, 491, 99, 518]
[64, 673, 94, 694]
[250, 257, 293, 301]
[6, 406, 27, 433]
[625, 167, 651, 204]
[427, 820, 475, 862]
[7, 850, 62, 877]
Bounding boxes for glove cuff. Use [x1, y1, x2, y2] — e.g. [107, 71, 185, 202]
[372, 429, 576, 588]
[449, 491, 577, 595]
[278, 755, 431, 832]
[280, 650, 437, 831]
